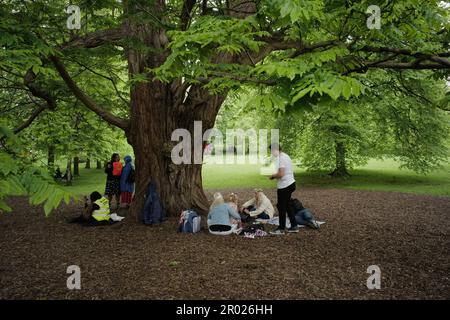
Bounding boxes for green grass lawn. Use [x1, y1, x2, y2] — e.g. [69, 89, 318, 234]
[61, 158, 450, 197]
[294, 159, 450, 196]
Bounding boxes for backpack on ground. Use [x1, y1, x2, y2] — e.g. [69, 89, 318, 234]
[142, 182, 165, 225]
[178, 209, 201, 233]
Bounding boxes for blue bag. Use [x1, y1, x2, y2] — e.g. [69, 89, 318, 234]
[178, 209, 201, 233]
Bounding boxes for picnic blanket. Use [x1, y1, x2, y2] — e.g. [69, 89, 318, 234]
[256, 217, 326, 229]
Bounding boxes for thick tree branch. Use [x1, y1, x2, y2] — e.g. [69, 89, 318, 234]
[10, 68, 59, 134]
[430, 55, 450, 67]
[256, 38, 450, 70]
[59, 27, 127, 50]
[262, 37, 341, 54]
[24, 69, 57, 110]
[49, 56, 129, 130]
[351, 45, 450, 69]
[363, 61, 449, 69]
[239, 37, 341, 66]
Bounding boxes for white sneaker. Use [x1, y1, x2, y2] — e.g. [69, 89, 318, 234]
[110, 213, 125, 222]
[270, 228, 285, 236]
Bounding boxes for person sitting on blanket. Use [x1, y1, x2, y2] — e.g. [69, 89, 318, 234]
[241, 189, 275, 220]
[226, 192, 239, 213]
[70, 191, 123, 224]
[207, 192, 242, 234]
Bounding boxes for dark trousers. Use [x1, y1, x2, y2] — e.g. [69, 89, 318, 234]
[247, 205, 270, 220]
[277, 182, 296, 229]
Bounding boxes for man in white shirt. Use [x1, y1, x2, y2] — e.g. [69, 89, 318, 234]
[269, 143, 299, 235]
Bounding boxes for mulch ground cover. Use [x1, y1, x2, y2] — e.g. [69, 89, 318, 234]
[0, 188, 449, 299]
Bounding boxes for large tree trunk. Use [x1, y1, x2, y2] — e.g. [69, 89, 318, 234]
[124, 0, 248, 220]
[330, 141, 350, 177]
[127, 82, 224, 219]
[96, 159, 102, 169]
[85, 157, 91, 169]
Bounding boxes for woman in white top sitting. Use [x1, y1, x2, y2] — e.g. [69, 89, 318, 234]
[241, 189, 275, 220]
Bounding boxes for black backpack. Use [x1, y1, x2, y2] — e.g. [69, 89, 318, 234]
[126, 167, 135, 184]
[288, 198, 305, 215]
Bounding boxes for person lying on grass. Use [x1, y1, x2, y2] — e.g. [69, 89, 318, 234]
[207, 192, 242, 235]
[241, 189, 275, 220]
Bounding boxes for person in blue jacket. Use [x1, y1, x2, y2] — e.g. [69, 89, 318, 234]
[207, 192, 242, 235]
[120, 155, 135, 208]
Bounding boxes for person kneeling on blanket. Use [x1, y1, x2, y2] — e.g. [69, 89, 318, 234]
[70, 191, 124, 224]
[241, 189, 274, 220]
[208, 192, 242, 235]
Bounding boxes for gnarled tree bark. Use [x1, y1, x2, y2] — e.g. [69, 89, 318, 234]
[123, 0, 255, 219]
[124, 0, 227, 218]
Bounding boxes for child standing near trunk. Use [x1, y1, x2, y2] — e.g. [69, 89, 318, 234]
[120, 155, 135, 208]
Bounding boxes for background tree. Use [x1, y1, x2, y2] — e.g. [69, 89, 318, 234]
[216, 70, 450, 176]
[0, 126, 74, 214]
